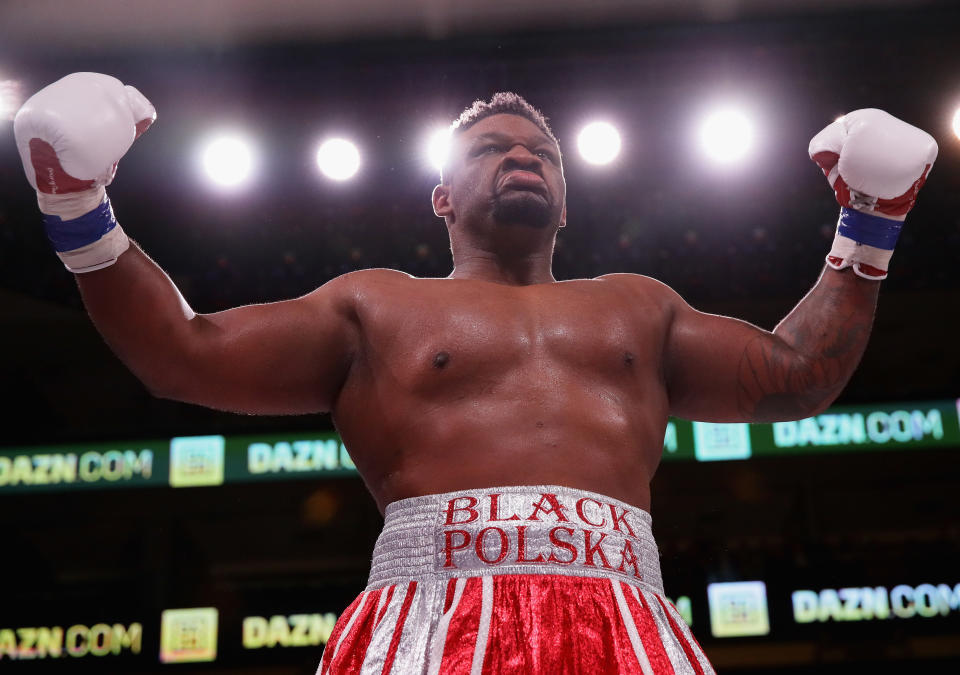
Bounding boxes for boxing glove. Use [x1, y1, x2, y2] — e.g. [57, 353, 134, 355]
[14, 72, 155, 273]
[809, 108, 937, 280]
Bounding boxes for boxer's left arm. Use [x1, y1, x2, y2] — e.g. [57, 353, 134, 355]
[662, 109, 937, 423]
[663, 266, 878, 423]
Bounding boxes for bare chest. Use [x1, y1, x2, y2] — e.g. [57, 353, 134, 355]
[356, 279, 667, 390]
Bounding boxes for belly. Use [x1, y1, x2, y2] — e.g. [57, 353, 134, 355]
[335, 374, 669, 512]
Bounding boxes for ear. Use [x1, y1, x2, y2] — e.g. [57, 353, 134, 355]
[559, 204, 567, 229]
[432, 184, 453, 219]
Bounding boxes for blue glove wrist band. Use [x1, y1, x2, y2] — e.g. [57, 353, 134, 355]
[836, 207, 903, 251]
[43, 198, 118, 253]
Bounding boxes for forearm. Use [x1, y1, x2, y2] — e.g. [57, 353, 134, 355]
[75, 244, 201, 397]
[738, 266, 879, 421]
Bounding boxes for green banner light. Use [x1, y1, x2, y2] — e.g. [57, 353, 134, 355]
[2, 399, 957, 493]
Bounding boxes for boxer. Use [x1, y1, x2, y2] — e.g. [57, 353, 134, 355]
[15, 75, 937, 673]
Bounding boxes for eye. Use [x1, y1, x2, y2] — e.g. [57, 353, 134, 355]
[536, 150, 558, 163]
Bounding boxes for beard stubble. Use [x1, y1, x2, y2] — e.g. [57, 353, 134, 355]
[490, 190, 554, 229]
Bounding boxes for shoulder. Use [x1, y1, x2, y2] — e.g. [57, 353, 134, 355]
[310, 268, 415, 298]
[295, 269, 414, 317]
[594, 272, 686, 308]
[304, 268, 432, 311]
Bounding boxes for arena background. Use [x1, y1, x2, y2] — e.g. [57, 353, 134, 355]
[1, 1, 959, 672]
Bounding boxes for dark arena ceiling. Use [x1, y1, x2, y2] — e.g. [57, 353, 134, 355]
[0, 0, 949, 50]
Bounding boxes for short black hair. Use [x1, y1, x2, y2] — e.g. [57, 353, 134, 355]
[451, 92, 558, 146]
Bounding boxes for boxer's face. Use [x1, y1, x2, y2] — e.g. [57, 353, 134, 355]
[434, 114, 566, 232]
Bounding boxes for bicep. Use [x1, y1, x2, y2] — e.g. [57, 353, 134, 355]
[664, 303, 815, 423]
[171, 279, 358, 415]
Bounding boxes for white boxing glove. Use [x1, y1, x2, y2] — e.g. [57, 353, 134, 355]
[809, 109, 937, 280]
[14, 72, 156, 273]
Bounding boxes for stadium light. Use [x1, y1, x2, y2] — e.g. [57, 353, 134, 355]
[698, 107, 755, 165]
[952, 107, 960, 141]
[199, 133, 255, 189]
[316, 138, 360, 181]
[0, 78, 23, 121]
[577, 121, 622, 165]
[425, 127, 452, 174]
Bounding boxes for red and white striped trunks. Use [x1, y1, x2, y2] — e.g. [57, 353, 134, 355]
[318, 485, 714, 674]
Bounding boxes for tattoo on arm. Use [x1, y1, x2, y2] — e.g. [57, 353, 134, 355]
[736, 269, 878, 422]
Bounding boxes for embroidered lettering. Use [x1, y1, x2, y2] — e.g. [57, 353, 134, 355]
[526, 493, 570, 522]
[516, 525, 547, 563]
[575, 498, 606, 527]
[547, 526, 578, 564]
[608, 504, 637, 539]
[616, 539, 643, 579]
[584, 530, 613, 569]
[445, 497, 479, 525]
[443, 530, 471, 568]
[475, 527, 509, 565]
[488, 493, 521, 522]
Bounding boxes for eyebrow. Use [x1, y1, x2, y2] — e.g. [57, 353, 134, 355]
[469, 131, 555, 148]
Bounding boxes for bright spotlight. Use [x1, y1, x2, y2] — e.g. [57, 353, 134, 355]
[698, 108, 755, 164]
[577, 121, 622, 165]
[952, 107, 960, 141]
[0, 79, 23, 121]
[426, 127, 452, 173]
[200, 134, 255, 189]
[316, 138, 360, 181]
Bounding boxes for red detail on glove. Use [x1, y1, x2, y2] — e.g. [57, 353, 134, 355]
[28, 138, 96, 195]
[811, 150, 931, 218]
[827, 255, 845, 267]
[134, 116, 154, 140]
[811, 150, 851, 208]
[811, 150, 839, 174]
[874, 164, 931, 217]
[856, 263, 887, 278]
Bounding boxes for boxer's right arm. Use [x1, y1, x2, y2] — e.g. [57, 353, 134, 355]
[15, 73, 358, 414]
[75, 248, 359, 415]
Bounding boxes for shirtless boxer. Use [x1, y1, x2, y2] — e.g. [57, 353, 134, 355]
[15, 75, 936, 674]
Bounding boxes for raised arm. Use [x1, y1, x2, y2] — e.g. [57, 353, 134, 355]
[15, 73, 358, 415]
[77, 245, 358, 415]
[663, 108, 937, 423]
[664, 267, 877, 423]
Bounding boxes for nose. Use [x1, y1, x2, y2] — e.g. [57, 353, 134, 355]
[502, 144, 542, 172]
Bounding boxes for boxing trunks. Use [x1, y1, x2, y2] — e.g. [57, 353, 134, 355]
[317, 485, 715, 674]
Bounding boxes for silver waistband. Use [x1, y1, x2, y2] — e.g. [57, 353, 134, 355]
[367, 485, 663, 594]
